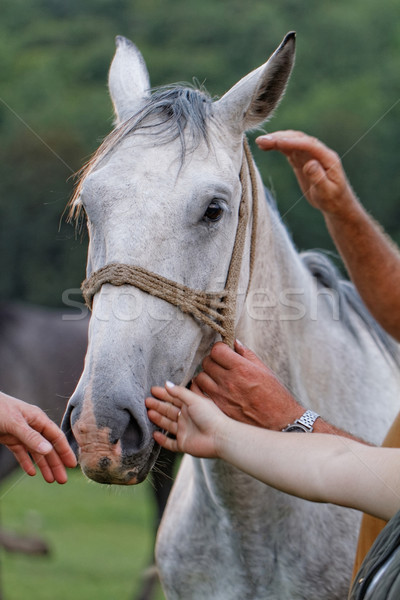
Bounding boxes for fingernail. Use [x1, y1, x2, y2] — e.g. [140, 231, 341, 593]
[256, 134, 273, 143]
[38, 441, 52, 453]
[235, 339, 244, 348]
[165, 380, 175, 389]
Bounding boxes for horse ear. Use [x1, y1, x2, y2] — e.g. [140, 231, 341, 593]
[108, 36, 151, 124]
[215, 32, 296, 133]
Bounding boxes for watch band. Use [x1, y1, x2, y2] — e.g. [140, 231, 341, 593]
[297, 410, 320, 430]
[282, 409, 320, 433]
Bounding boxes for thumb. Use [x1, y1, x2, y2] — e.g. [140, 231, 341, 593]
[234, 339, 261, 364]
[165, 382, 199, 408]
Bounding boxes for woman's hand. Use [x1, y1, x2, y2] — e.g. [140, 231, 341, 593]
[146, 381, 228, 458]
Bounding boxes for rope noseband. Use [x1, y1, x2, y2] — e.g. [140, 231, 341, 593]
[81, 139, 258, 348]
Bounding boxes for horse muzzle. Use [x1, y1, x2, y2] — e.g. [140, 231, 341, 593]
[61, 387, 159, 485]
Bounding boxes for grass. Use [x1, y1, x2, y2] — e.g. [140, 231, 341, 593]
[0, 467, 166, 600]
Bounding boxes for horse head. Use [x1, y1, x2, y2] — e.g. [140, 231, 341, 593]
[61, 33, 295, 485]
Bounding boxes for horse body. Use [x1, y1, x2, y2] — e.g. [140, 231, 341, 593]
[61, 34, 400, 599]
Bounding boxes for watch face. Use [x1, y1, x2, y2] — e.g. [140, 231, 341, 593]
[285, 425, 307, 433]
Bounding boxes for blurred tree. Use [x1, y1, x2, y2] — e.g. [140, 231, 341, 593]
[1, 0, 399, 304]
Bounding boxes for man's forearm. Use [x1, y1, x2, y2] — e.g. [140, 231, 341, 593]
[279, 407, 369, 443]
[312, 413, 370, 443]
[256, 131, 400, 341]
[324, 198, 400, 341]
[197, 341, 372, 444]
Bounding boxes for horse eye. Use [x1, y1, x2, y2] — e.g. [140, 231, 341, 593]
[203, 200, 223, 223]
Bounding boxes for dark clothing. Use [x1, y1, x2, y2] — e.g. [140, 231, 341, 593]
[349, 509, 400, 599]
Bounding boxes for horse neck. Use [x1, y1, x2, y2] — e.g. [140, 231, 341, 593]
[236, 174, 312, 380]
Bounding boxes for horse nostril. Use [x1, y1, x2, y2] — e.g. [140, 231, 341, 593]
[61, 403, 79, 458]
[120, 411, 144, 454]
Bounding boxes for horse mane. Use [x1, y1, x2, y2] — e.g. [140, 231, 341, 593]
[67, 85, 213, 223]
[300, 250, 400, 367]
[261, 186, 400, 366]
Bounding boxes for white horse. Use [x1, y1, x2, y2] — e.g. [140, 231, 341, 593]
[62, 33, 400, 599]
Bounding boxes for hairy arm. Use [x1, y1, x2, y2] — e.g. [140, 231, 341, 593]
[194, 341, 365, 442]
[257, 131, 400, 341]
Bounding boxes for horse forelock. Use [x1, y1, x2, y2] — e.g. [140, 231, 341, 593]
[301, 250, 400, 367]
[67, 85, 213, 224]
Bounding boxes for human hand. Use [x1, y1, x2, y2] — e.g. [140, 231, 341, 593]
[193, 340, 303, 431]
[0, 392, 77, 483]
[146, 381, 228, 458]
[256, 130, 358, 217]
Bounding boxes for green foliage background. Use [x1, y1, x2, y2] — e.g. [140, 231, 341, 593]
[0, 2, 400, 598]
[1, 0, 400, 305]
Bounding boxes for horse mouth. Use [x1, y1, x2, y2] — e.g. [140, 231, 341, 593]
[80, 463, 144, 485]
[77, 438, 160, 486]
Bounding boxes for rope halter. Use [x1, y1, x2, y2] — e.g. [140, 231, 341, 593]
[81, 139, 258, 348]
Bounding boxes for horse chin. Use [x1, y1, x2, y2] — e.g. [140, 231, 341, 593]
[80, 463, 148, 486]
[79, 445, 159, 485]
[75, 428, 160, 486]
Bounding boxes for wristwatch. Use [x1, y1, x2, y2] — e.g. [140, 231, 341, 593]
[281, 410, 320, 433]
